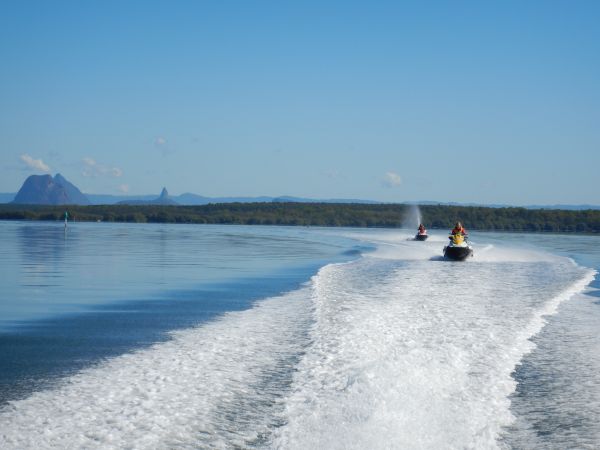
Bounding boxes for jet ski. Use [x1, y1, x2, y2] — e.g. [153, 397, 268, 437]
[414, 224, 428, 241]
[414, 230, 428, 241]
[443, 233, 473, 261]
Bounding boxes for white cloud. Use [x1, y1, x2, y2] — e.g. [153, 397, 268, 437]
[154, 136, 175, 156]
[382, 171, 402, 187]
[82, 157, 123, 178]
[20, 154, 51, 173]
[118, 184, 130, 193]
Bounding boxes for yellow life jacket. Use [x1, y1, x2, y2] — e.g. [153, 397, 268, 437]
[452, 233, 464, 245]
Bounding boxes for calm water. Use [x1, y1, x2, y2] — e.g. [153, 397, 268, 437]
[0, 221, 598, 449]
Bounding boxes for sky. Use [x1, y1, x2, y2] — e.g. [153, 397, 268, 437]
[1, 1, 599, 205]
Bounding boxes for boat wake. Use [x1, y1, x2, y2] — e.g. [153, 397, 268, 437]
[0, 235, 594, 449]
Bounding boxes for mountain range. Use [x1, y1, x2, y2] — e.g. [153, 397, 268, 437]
[3, 174, 600, 210]
[117, 187, 179, 205]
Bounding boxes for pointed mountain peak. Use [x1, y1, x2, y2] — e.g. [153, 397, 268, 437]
[160, 187, 169, 198]
[54, 173, 66, 184]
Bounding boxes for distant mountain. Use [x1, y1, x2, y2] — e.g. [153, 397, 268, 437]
[162, 194, 379, 205]
[12, 174, 90, 205]
[166, 192, 212, 205]
[117, 187, 178, 205]
[112, 192, 378, 205]
[272, 195, 380, 204]
[175, 193, 275, 205]
[86, 194, 157, 204]
[155, 187, 178, 205]
[87, 192, 271, 205]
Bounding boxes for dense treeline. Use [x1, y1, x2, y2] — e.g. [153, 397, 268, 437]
[419, 205, 600, 233]
[0, 203, 599, 233]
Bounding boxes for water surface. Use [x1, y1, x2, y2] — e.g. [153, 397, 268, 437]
[0, 222, 599, 449]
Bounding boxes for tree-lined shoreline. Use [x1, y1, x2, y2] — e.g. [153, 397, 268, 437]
[0, 203, 599, 233]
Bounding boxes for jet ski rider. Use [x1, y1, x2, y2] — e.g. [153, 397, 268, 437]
[450, 222, 467, 238]
[418, 223, 426, 234]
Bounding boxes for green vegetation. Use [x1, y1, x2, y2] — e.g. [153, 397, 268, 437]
[0, 203, 599, 233]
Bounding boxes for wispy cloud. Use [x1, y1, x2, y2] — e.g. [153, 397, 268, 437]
[82, 157, 123, 178]
[118, 184, 130, 193]
[382, 171, 402, 187]
[20, 154, 51, 173]
[154, 136, 173, 156]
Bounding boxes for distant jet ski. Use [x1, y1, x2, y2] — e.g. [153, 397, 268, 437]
[443, 233, 473, 260]
[414, 231, 428, 241]
[414, 224, 428, 241]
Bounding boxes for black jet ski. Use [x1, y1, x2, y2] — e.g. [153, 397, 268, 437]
[414, 231, 428, 241]
[414, 225, 428, 241]
[443, 234, 473, 261]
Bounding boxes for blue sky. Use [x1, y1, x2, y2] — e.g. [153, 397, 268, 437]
[1, 1, 599, 204]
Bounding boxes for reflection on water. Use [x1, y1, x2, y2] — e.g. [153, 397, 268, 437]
[0, 221, 353, 329]
[17, 225, 71, 287]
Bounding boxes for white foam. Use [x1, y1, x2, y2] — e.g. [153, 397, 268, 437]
[474, 243, 564, 263]
[273, 253, 594, 449]
[0, 287, 314, 449]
